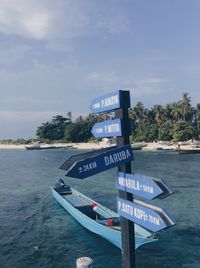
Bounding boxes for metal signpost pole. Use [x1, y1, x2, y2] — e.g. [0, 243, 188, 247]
[115, 90, 136, 268]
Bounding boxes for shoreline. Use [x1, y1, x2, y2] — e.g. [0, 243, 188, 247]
[0, 142, 109, 150]
[0, 141, 199, 150]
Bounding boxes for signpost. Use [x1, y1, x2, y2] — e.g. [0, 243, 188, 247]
[91, 119, 122, 138]
[63, 144, 134, 179]
[60, 89, 176, 268]
[117, 198, 176, 232]
[114, 91, 136, 268]
[116, 172, 173, 200]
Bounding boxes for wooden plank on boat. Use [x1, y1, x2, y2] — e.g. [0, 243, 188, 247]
[116, 172, 173, 199]
[63, 144, 134, 179]
[117, 197, 176, 232]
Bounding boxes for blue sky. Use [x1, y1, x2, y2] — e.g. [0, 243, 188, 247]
[0, 0, 200, 139]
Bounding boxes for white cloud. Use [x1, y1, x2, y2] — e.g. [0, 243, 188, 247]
[0, 0, 130, 40]
[0, 0, 52, 39]
[20, 12, 51, 39]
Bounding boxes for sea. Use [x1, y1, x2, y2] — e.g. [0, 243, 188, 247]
[0, 148, 199, 268]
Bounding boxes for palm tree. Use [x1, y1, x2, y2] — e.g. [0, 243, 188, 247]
[171, 102, 182, 122]
[132, 102, 146, 124]
[195, 104, 200, 122]
[178, 92, 192, 121]
[152, 105, 167, 125]
[67, 112, 72, 122]
[51, 115, 68, 125]
[195, 104, 200, 137]
[165, 103, 173, 124]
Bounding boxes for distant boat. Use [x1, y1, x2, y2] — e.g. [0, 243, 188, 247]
[156, 148, 176, 152]
[25, 143, 66, 150]
[176, 149, 200, 154]
[25, 143, 41, 150]
[143, 147, 176, 152]
[131, 145, 143, 150]
[51, 180, 157, 249]
[131, 142, 146, 150]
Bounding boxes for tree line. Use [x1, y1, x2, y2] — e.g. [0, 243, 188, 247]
[36, 93, 200, 143]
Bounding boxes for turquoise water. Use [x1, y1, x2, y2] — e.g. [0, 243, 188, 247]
[0, 148, 199, 268]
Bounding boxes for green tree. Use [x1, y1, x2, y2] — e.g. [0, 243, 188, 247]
[165, 103, 173, 124]
[133, 123, 158, 142]
[36, 115, 71, 141]
[195, 104, 200, 122]
[170, 102, 182, 122]
[194, 104, 200, 139]
[170, 122, 197, 142]
[129, 102, 150, 137]
[35, 93, 199, 143]
[65, 114, 97, 142]
[152, 105, 167, 125]
[178, 92, 192, 122]
[158, 123, 172, 141]
[132, 102, 146, 124]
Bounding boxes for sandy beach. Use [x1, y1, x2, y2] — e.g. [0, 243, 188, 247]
[0, 142, 114, 150]
[0, 144, 25, 149]
[0, 141, 199, 150]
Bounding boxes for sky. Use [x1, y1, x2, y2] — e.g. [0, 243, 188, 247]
[0, 0, 200, 139]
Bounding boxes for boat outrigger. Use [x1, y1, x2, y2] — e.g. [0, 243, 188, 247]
[51, 179, 157, 249]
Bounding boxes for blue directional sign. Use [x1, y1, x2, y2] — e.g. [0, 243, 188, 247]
[60, 146, 117, 171]
[116, 172, 173, 200]
[92, 119, 122, 138]
[64, 144, 134, 179]
[90, 91, 122, 113]
[117, 198, 176, 232]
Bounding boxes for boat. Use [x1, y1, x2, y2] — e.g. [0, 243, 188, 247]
[25, 142, 41, 150]
[176, 149, 200, 154]
[25, 143, 65, 150]
[131, 142, 146, 150]
[131, 145, 143, 150]
[155, 147, 176, 152]
[51, 179, 157, 249]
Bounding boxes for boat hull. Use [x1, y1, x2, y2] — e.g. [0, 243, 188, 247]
[51, 188, 156, 249]
[25, 146, 64, 150]
[176, 149, 200, 154]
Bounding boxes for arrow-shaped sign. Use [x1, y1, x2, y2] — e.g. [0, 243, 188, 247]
[60, 146, 116, 172]
[116, 172, 173, 199]
[90, 91, 120, 113]
[91, 119, 122, 138]
[117, 198, 176, 232]
[90, 90, 130, 114]
[61, 144, 134, 179]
